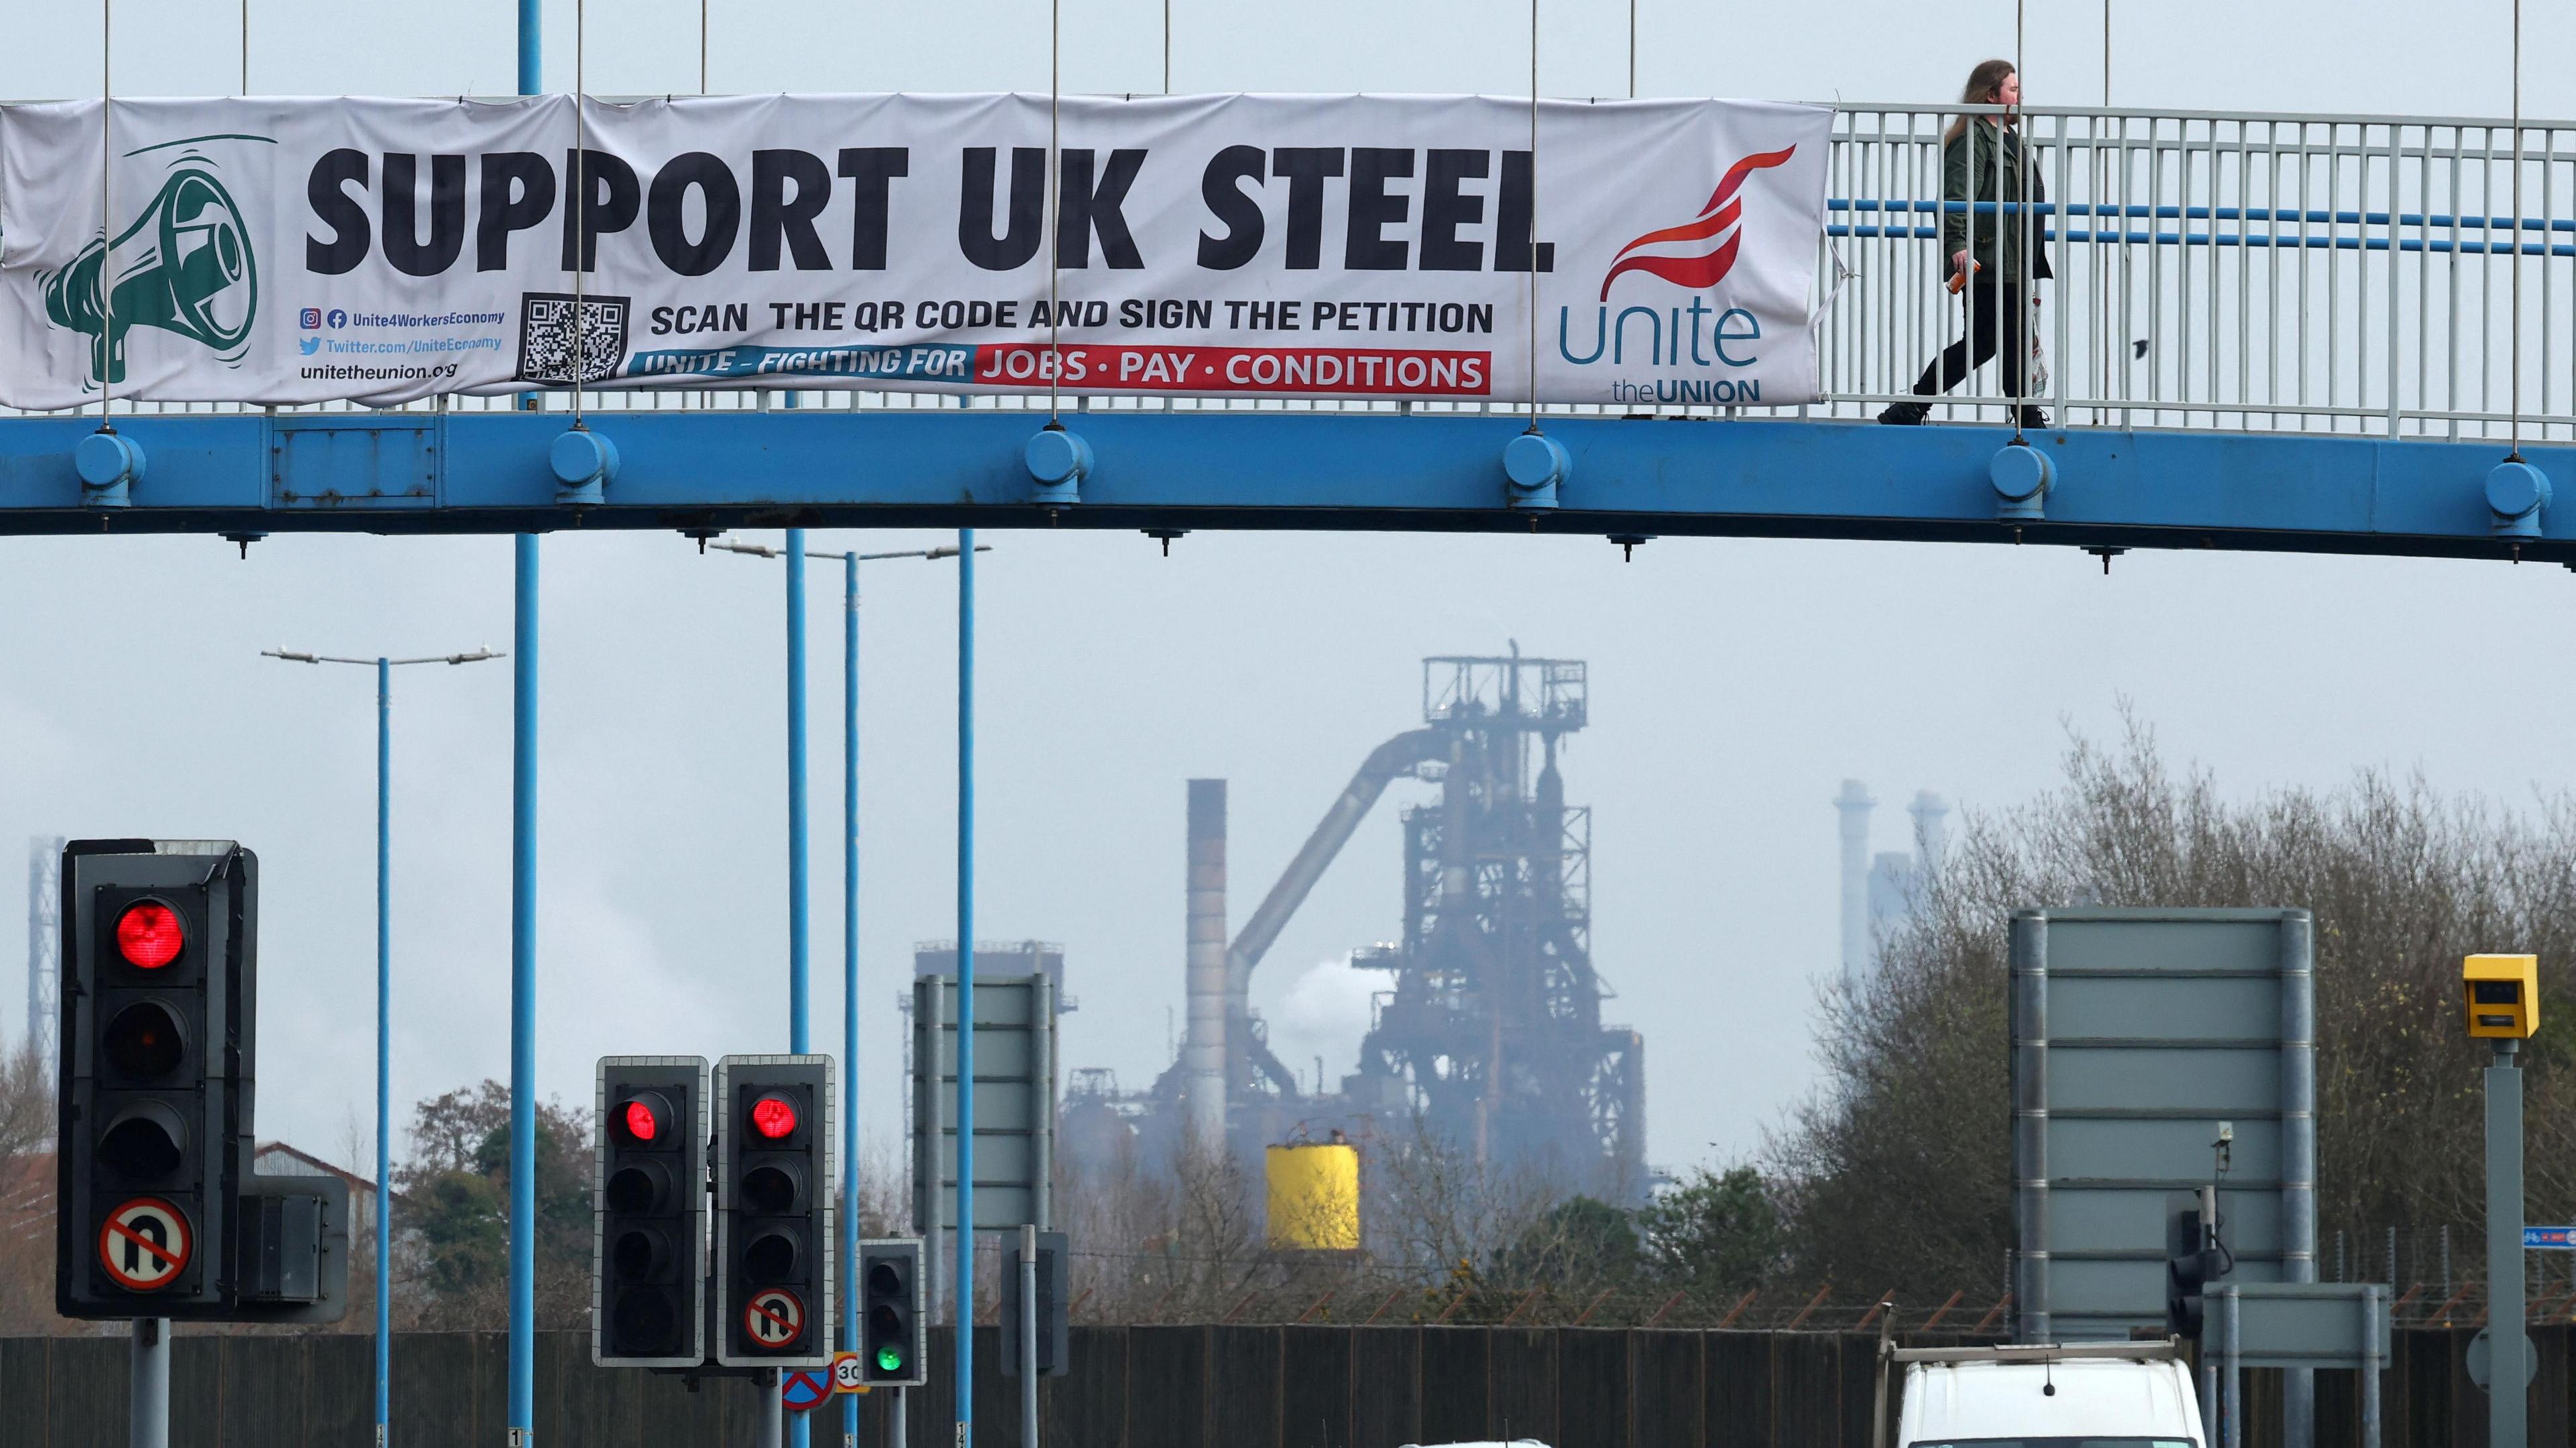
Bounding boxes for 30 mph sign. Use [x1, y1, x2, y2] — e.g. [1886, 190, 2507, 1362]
[98, 1197, 191, 1291]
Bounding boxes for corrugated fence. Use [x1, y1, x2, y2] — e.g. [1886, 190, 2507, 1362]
[0, 1325, 2568, 1447]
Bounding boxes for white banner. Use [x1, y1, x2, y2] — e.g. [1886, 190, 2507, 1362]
[0, 93, 1830, 410]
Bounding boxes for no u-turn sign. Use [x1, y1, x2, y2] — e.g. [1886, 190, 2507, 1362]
[99, 1197, 191, 1291]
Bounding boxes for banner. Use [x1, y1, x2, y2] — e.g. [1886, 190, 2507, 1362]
[0, 93, 1831, 411]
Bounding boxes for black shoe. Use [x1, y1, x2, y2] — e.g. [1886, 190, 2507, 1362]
[1877, 401, 1929, 425]
[2015, 406, 2051, 430]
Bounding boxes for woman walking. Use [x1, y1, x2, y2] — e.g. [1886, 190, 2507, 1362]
[1880, 59, 2051, 427]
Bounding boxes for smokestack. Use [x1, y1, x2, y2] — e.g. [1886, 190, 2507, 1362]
[1185, 780, 1228, 1154]
[1835, 781, 1875, 995]
[1909, 791, 1950, 879]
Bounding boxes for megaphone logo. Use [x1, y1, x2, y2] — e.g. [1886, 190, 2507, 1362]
[44, 167, 257, 385]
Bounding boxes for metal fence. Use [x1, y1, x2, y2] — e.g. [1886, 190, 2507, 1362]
[1819, 104, 2576, 439]
[3, 101, 2572, 438]
[0, 1324, 2559, 1448]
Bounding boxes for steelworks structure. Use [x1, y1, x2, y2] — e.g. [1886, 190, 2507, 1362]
[1126, 651, 1644, 1201]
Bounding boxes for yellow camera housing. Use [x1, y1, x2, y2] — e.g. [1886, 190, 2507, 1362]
[2463, 954, 2540, 1039]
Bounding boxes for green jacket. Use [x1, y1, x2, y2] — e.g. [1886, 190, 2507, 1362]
[1941, 119, 2053, 284]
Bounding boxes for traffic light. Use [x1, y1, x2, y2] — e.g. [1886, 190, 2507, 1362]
[714, 1054, 833, 1369]
[2165, 1205, 2218, 1339]
[57, 840, 254, 1317]
[56, 840, 350, 1325]
[594, 1056, 708, 1368]
[857, 1238, 926, 1386]
[1000, 1229, 1069, 1378]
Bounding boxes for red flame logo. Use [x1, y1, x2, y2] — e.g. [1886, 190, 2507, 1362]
[1597, 146, 1797, 301]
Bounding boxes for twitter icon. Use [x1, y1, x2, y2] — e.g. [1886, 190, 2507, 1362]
[299, 337, 321, 356]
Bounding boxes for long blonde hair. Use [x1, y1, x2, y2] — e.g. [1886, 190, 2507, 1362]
[1942, 59, 2017, 144]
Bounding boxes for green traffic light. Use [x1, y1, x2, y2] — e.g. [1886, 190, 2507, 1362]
[875, 1346, 904, 1372]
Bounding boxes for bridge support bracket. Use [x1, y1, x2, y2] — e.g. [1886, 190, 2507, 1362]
[549, 427, 620, 506]
[1504, 431, 1569, 511]
[2485, 459, 2552, 539]
[1025, 424, 1093, 506]
[74, 430, 144, 508]
[1991, 442, 2053, 522]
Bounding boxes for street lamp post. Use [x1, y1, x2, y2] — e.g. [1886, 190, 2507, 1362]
[712, 536, 983, 1448]
[260, 645, 501, 1448]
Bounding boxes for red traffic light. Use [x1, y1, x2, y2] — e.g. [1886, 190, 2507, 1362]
[750, 1095, 796, 1139]
[621, 1098, 661, 1144]
[115, 902, 184, 969]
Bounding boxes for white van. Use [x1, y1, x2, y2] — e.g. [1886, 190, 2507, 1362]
[1875, 1340, 2206, 1448]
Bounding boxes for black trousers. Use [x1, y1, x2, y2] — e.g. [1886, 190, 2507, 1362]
[1910, 282, 2025, 398]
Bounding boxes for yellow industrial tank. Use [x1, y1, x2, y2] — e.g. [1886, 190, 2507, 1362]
[1266, 1139, 1361, 1251]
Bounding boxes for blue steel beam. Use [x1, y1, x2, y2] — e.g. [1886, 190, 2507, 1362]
[0, 411, 2569, 561]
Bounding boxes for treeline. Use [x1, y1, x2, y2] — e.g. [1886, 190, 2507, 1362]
[10, 717, 2567, 1333]
[1770, 714, 2576, 1302]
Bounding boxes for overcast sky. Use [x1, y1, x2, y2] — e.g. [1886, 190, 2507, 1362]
[4, 0, 2573, 1185]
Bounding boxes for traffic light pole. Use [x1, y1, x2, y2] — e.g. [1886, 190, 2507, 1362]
[131, 1317, 168, 1448]
[955, 531, 977, 1448]
[840, 552, 861, 1448]
[786, 531, 812, 1448]
[2488, 1040, 2526, 1448]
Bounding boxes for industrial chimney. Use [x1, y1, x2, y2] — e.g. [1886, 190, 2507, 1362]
[1909, 791, 1950, 878]
[1185, 781, 1228, 1154]
[1835, 780, 1875, 995]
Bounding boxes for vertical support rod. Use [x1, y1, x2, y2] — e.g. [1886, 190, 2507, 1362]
[2489, 1040, 2526, 1448]
[376, 658, 393, 1448]
[954, 529, 977, 1448]
[507, 18, 540, 1448]
[786, 530, 810, 1448]
[2223, 1288, 2241, 1448]
[892, 1387, 907, 1448]
[841, 551, 861, 1448]
[2008, 911, 2049, 1343]
[129, 1318, 168, 1448]
[2280, 913, 2317, 1448]
[2361, 1283, 2383, 1448]
[2200, 1347, 2217, 1445]
[508, 533, 539, 1448]
[784, 531, 812, 1054]
[1020, 1224, 1038, 1448]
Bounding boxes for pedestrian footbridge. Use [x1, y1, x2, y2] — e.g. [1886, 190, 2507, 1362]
[0, 101, 2569, 561]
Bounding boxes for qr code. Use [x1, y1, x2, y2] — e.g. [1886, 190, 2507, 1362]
[516, 292, 631, 384]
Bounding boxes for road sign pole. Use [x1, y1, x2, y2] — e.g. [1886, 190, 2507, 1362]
[761, 1372, 784, 1448]
[2222, 1288, 2240, 1448]
[2489, 1040, 2526, 1448]
[954, 531, 975, 1448]
[129, 1317, 168, 1448]
[2362, 1284, 2383, 1448]
[1020, 1225, 1038, 1448]
[892, 1386, 906, 1448]
[376, 657, 392, 1448]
